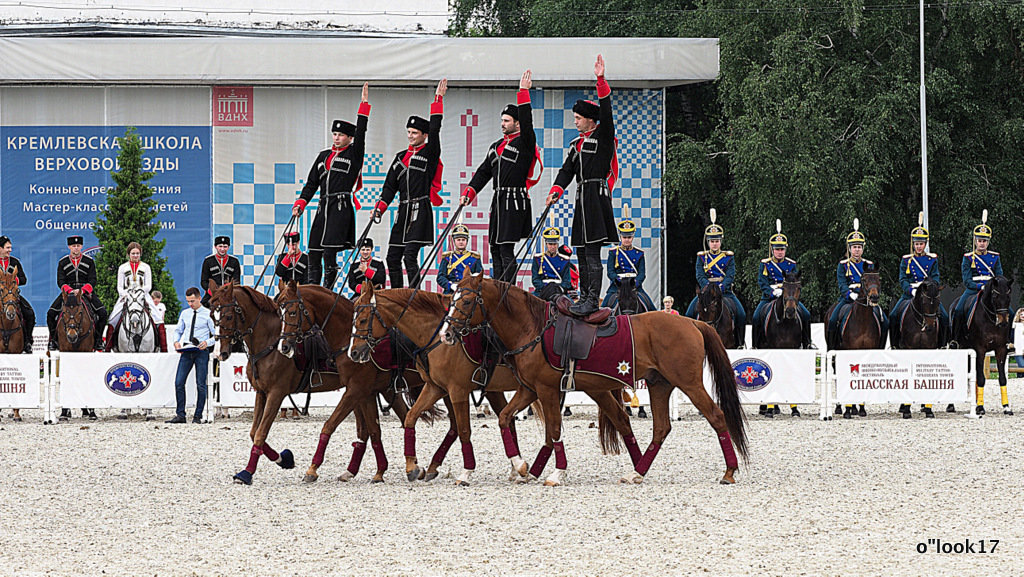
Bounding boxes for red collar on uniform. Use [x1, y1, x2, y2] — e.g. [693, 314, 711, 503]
[71, 256, 81, 267]
[216, 255, 228, 267]
[331, 144, 349, 152]
[130, 262, 140, 274]
[0, 258, 7, 269]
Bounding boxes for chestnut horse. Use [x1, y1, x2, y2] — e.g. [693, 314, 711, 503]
[209, 281, 415, 485]
[441, 274, 748, 486]
[273, 281, 444, 483]
[826, 270, 885, 418]
[0, 268, 25, 354]
[346, 283, 637, 486]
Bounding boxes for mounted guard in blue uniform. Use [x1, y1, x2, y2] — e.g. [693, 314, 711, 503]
[686, 209, 746, 348]
[888, 212, 950, 348]
[435, 224, 482, 294]
[531, 227, 574, 302]
[751, 220, 812, 349]
[601, 208, 655, 313]
[951, 210, 1003, 346]
[827, 219, 888, 349]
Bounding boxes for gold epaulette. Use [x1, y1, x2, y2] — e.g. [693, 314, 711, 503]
[697, 250, 706, 256]
[927, 252, 937, 257]
[902, 254, 913, 259]
[989, 251, 1000, 256]
[442, 251, 452, 258]
[725, 250, 734, 256]
[785, 257, 796, 263]
[760, 257, 771, 263]
[469, 251, 481, 259]
[840, 258, 849, 264]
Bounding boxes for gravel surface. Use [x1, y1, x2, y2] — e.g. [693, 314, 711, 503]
[1, 389, 1022, 576]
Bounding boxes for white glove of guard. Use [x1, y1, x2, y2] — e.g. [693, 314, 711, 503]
[849, 292, 859, 301]
[772, 288, 782, 297]
[911, 287, 917, 297]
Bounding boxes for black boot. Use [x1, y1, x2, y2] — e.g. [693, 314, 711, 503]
[308, 265, 323, 287]
[322, 267, 339, 291]
[801, 320, 813, 349]
[22, 326, 33, 353]
[569, 289, 598, 316]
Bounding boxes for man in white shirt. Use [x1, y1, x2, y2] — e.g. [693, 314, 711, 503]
[166, 287, 216, 424]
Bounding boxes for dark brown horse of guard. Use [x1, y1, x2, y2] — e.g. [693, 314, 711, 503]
[274, 281, 443, 484]
[892, 278, 943, 418]
[55, 288, 100, 420]
[696, 282, 739, 349]
[347, 283, 638, 486]
[826, 270, 885, 419]
[442, 274, 748, 486]
[758, 271, 803, 418]
[0, 268, 25, 354]
[959, 275, 1014, 416]
[210, 281, 411, 485]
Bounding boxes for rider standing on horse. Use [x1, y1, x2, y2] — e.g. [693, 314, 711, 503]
[346, 237, 385, 295]
[531, 227, 574, 302]
[464, 71, 543, 285]
[601, 212, 655, 312]
[436, 224, 482, 295]
[827, 220, 887, 349]
[951, 210, 1003, 347]
[685, 209, 746, 348]
[375, 80, 446, 289]
[888, 213, 950, 348]
[47, 235, 106, 351]
[200, 235, 240, 308]
[292, 83, 371, 289]
[0, 236, 35, 352]
[275, 231, 310, 286]
[751, 222, 812, 349]
[545, 57, 618, 316]
[106, 242, 158, 351]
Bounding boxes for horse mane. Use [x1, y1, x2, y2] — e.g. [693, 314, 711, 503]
[784, 271, 800, 283]
[379, 289, 448, 317]
[236, 286, 278, 313]
[296, 285, 354, 318]
[490, 279, 547, 335]
[66, 292, 80, 307]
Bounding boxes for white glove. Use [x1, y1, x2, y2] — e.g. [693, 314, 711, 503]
[911, 287, 917, 297]
[849, 292, 859, 301]
[772, 288, 782, 297]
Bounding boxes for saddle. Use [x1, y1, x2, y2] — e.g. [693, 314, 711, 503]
[292, 325, 337, 377]
[553, 295, 612, 324]
[834, 302, 884, 347]
[550, 302, 620, 391]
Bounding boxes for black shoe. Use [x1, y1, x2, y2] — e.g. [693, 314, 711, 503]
[192, 417, 203, 424]
[23, 342, 33, 353]
[165, 415, 186, 424]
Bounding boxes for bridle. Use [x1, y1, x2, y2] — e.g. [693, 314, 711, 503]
[0, 281, 22, 348]
[60, 294, 91, 349]
[277, 289, 319, 347]
[980, 280, 1010, 321]
[908, 284, 940, 330]
[773, 280, 801, 322]
[697, 285, 724, 326]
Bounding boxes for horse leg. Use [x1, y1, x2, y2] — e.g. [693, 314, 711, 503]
[339, 400, 372, 482]
[537, 387, 567, 487]
[234, 388, 287, 485]
[668, 367, 740, 484]
[402, 382, 446, 482]
[997, 347, 1013, 415]
[975, 346, 987, 416]
[498, 385, 538, 481]
[424, 396, 458, 481]
[249, 391, 266, 443]
[620, 379, 673, 484]
[484, 390, 520, 481]
[450, 395, 476, 486]
[362, 397, 388, 483]
[304, 388, 363, 483]
[587, 389, 642, 477]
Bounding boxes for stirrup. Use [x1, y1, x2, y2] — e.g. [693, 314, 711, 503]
[560, 360, 576, 392]
[471, 365, 489, 387]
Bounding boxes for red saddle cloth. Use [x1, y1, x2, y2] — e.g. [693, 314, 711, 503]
[369, 333, 418, 371]
[460, 330, 486, 365]
[542, 309, 636, 388]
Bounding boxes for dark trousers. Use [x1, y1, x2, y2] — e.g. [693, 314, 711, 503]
[308, 248, 340, 288]
[490, 243, 517, 283]
[387, 244, 421, 288]
[577, 244, 604, 300]
[175, 348, 209, 419]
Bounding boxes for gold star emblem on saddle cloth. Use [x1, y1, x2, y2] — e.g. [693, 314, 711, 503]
[617, 361, 631, 376]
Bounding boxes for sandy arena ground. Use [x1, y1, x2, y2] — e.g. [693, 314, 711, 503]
[1, 390, 1022, 577]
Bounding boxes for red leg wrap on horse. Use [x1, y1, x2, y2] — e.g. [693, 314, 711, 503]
[403, 427, 416, 458]
[718, 432, 738, 470]
[553, 441, 567, 470]
[261, 443, 280, 462]
[529, 445, 553, 478]
[500, 427, 519, 458]
[623, 435, 643, 468]
[312, 433, 331, 467]
[244, 444, 263, 474]
[371, 440, 387, 473]
[635, 442, 662, 476]
[461, 441, 476, 470]
[347, 441, 367, 475]
[430, 429, 458, 467]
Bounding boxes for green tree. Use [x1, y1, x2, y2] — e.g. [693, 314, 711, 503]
[94, 127, 181, 322]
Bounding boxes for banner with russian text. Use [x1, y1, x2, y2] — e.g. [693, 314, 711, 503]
[835, 350, 972, 404]
[0, 354, 45, 409]
[56, 352, 202, 409]
[697, 349, 818, 404]
[217, 354, 345, 409]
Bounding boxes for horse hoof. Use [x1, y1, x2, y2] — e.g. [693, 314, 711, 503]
[858, 407, 867, 417]
[277, 449, 295, 470]
[758, 405, 767, 415]
[515, 462, 529, 478]
[902, 411, 912, 419]
[371, 476, 385, 484]
[791, 408, 801, 417]
[842, 411, 852, 420]
[976, 406, 986, 416]
[924, 408, 935, 418]
[1003, 406, 1014, 416]
[424, 471, 439, 482]
[337, 470, 355, 482]
[720, 475, 736, 485]
[946, 404, 956, 413]
[620, 471, 644, 484]
[302, 474, 319, 483]
[233, 471, 253, 485]
[454, 479, 471, 487]
[406, 467, 423, 482]
[764, 409, 774, 419]
[834, 404, 842, 415]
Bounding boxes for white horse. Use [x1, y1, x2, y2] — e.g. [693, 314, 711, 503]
[116, 287, 157, 352]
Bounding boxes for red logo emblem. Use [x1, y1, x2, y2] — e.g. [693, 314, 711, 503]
[850, 364, 860, 375]
[740, 366, 759, 384]
[118, 371, 137, 387]
[213, 86, 253, 126]
[234, 366, 244, 378]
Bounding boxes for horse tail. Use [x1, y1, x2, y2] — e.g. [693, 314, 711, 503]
[698, 321, 748, 463]
[419, 402, 447, 425]
[598, 390, 623, 455]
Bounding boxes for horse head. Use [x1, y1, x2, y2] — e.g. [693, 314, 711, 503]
[861, 267, 881, 307]
[984, 276, 1013, 327]
[0, 267, 20, 322]
[697, 282, 723, 324]
[442, 272, 487, 345]
[617, 275, 638, 315]
[913, 278, 941, 334]
[781, 270, 802, 320]
[59, 289, 91, 348]
[209, 280, 244, 361]
[348, 280, 390, 363]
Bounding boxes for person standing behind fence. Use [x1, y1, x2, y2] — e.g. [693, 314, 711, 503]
[293, 83, 371, 290]
[1013, 307, 1024, 378]
[662, 296, 679, 315]
[374, 79, 447, 289]
[166, 287, 215, 424]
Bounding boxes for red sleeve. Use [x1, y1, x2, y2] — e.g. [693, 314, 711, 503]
[596, 76, 610, 99]
[83, 284, 93, 293]
[429, 160, 444, 207]
[281, 255, 292, 267]
[462, 186, 477, 203]
[375, 200, 388, 213]
[430, 95, 443, 115]
[293, 199, 307, 211]
[354, 284, 362, 294]
[549, 185, 565, 200]
[358, 102, 371, 116]
[516, 89, 530, 105]
[364, 268, 375, 280]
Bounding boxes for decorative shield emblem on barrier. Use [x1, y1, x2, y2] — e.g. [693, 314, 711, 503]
[104, 362, 152, 397]
[732, 358, 772, 392]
